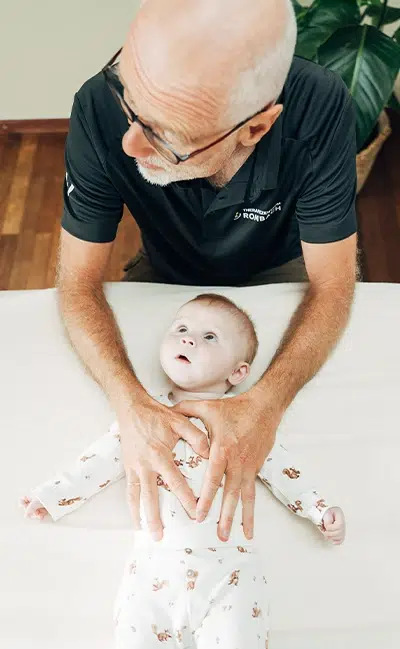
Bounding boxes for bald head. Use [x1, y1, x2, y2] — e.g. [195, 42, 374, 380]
[122, 0, 295, 133]
[118, 0, 295, 186]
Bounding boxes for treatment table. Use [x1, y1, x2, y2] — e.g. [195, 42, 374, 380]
[1, 282, 399, 649]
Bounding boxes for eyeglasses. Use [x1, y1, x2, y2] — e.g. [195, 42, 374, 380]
[102, 48, 272, 166]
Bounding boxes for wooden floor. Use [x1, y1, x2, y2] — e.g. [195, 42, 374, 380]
[0, 111, 399, 290]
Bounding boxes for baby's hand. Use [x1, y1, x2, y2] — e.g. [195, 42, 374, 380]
[19, 496, 49, 520]
[321, 506, 346, 545]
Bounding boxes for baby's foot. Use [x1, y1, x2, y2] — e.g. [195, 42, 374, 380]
[19, 496, 49, 520]
[321, 506, 346, 545]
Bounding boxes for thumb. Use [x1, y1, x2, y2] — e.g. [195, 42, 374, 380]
[173, 403, 210, 459]
[322, 508, 334, 528]
[173, 399, 209, 420]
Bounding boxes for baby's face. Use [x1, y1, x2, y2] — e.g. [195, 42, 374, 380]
[160, 302, 248, 391]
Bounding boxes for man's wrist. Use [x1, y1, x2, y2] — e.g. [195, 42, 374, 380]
[247, 373, 288, 416]
[108, 371, 150, 417]
[242, 383, 284, 452]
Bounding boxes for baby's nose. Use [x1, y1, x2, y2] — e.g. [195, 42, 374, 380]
[181, 336, 195, 347]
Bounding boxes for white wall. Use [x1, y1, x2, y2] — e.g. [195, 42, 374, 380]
[0, 0, 140, 120]
[1, 0, 399, 119]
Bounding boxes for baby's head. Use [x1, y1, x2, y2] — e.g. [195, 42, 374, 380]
[160, 294, 258, 396]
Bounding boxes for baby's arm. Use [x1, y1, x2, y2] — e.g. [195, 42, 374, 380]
[257, 442, 345, 544]
[21, 421, 125, 522]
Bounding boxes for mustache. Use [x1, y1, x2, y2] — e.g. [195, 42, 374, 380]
[138, 155, 168, 170]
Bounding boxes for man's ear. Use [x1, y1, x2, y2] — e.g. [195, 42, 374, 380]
[239, 103, 283, 148]
[228, 362, 251, 387]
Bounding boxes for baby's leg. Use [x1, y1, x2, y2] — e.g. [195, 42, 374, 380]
[193, 547, 269, 649]
[113, 548, 189, 649]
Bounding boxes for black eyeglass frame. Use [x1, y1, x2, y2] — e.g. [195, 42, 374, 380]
[102, 47, 273, 165]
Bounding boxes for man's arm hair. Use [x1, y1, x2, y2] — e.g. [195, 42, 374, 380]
[56, 228, 148, 413]
[251, 235, 357, 411]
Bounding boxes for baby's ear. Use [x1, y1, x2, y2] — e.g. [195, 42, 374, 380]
[228, 362, 250, 386]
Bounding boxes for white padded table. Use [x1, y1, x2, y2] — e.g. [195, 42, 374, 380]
[1, 282, 399, 649]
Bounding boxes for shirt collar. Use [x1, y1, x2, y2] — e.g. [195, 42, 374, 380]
[175, 110, 283, 203]
[249, 110, 283, 202]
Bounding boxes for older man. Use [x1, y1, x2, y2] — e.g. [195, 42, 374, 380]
[58, 0, 358, 543]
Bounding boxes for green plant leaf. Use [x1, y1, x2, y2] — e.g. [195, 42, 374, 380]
[295, 0, 361, 61]
[318, 25, 400, 149]
[394, 27, 400, 44]
[291, 0, 307, 20]
[359, 0, 384, 6]
[387, 92, 400, 112]
[364, 5, 400, 26]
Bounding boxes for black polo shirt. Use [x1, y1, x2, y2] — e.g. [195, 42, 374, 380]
[62, 56, 357, 285]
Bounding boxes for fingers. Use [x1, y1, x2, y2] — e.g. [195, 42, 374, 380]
[324, 517, 341, 531]
[196, 445, 226, 524]
[240, 474, 256, 540]
[324, 528, 342, 537]
[20, 497, 48, 520]
[35, 507, 48, 520]
[126, 470, 142, 531]
[321, 507, 345, 544]
[173, 399, 204, 419]
[139, 471, 164, 541]
[325, 523, 340, 532]
[325, 533, 344, 545]
[217, 463, 242, 542]
[322, 509, 334, 527]
[173, 401, 210, 458]
[174, 418, 210, 459]
[323, 527, 345, 544]
[156, 456, 197, 520]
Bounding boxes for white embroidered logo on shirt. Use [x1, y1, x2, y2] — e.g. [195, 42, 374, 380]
[66, 172, 75, 197]
[234, 202, 282, 222]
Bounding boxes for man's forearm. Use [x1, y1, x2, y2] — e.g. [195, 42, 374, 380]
[57, 283, 148, 413]
[252, 281, 355, 410]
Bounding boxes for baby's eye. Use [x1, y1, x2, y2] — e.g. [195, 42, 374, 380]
[204, 333, 217, 341]
[177, 326, 187, 334]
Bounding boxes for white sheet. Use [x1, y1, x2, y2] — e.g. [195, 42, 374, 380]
[1, 282, 399, 649]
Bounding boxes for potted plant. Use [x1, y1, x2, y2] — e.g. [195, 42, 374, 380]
[292, 0, 400, 192]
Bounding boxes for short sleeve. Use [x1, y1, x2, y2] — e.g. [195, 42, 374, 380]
[61, 95, 124, 243]
[296, 95, 358, 244]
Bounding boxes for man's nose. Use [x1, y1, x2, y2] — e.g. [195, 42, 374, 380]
[181, 336, 196, 347]
[122, 122, 156, 158]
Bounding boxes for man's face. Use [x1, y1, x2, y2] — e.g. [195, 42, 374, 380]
[117, 45, 239, 186]
[116, 0, 285, 186]
[119, 87, 238, 187]
[129, 133, 235, 187]
[159, 302, 248, 391]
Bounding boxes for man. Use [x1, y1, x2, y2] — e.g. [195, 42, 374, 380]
[57, 0, 358, 544]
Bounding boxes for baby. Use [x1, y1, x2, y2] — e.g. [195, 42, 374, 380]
[20, 293, 345, 649]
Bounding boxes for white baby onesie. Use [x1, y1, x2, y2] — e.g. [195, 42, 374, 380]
[30, 394, 333, 649]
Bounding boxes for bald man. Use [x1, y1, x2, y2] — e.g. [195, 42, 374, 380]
[58, 0, 358, 543]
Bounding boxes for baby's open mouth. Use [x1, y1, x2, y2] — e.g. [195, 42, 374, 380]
[176, 354, 191, 364]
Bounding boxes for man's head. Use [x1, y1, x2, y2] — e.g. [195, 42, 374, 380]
[160, 294, 259, 394]
[117, 0, 296, 186]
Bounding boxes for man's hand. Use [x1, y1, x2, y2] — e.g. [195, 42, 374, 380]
[118, 396, 210, 541]
[173, 389, 282, 542]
